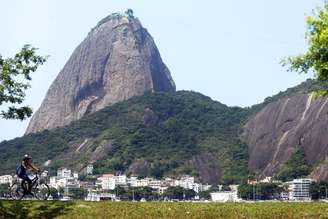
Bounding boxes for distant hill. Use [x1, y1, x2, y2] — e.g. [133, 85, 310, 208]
[0, 91, 249, 184]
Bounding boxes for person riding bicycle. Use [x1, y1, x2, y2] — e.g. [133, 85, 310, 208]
[16, 154, 40, 195]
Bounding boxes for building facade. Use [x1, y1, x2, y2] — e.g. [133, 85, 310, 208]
[288, 179, 313, 201]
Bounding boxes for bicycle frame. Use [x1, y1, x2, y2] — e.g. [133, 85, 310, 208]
[21, 173, 40, 192]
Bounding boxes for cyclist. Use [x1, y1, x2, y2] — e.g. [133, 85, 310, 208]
[16, 154, 40, 195]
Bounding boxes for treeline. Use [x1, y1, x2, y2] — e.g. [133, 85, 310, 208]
[237, 183, 284, 200]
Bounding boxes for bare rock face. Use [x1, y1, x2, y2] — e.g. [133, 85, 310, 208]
[26, 13, 175, 134]
[243, 93, 328, 180]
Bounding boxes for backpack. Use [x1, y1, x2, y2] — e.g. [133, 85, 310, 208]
[16, 165, 22, 176]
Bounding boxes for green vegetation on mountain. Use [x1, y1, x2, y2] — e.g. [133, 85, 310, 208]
[248, 79, 328, 116]
[276, 145, 311, 182]
[0, 79, 324, 183]
[0, 91, 250, 184]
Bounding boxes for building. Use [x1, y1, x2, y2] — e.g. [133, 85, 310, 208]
[114, 175, 127, 185]
[210, 191, 240, 202]
[49, 176, 57, 188]
[175, 176, 194, 188]
[49, 168, 80, 189]
[148, 179, 161, 190]
[57, 168, 72, 179]
[0, 175, 12, 184]
[161, 178, 175, 187]
[96, 174, 116, 190]
[135, 178, 151, 187]
[73, 172, 79, 179]
[199, 184, 211, 192]
[288, 178, 313, 201]
[87, 164, 94, 175]
[127, 176, 138, 187]
[260, 177, 272, 183]
[85, 192, 116, 201]
[174, 176, 206, 193]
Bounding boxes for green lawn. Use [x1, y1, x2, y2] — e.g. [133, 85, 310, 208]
[1, 201, 328, 219]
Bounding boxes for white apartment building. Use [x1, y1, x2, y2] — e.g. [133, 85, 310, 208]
[0, 175, 12, 184]
[211, 191, 240, 202]
[49, 176, 57, 188]
[135, 178, 151, 187]
[57, 168, 72, 179]
[50, 177, 80, 190]
[288, 178, 313, 201]
[174, 176, 202, 192]
[161, 178, 175, 187]
[148, 179, 161, 189]
[96, 174, 116, 190]
[114, 175, 127, 185]
[127, 176, 138, 187]
[49, 168, 80, 189]
[87, 164, 94, 175]
[73, 172, 78, 179]
[199, 184, 211, 192]
[85, 192, 116, 201]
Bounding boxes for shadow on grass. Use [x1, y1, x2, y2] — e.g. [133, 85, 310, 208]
[0, 200, 74, 219]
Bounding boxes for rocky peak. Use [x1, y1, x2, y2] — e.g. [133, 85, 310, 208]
[26, 11, 175, 134]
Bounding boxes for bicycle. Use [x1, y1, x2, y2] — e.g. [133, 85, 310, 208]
[10, 171, 50, 200]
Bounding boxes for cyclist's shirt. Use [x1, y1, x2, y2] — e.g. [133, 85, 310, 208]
[16, 161, 28, 177]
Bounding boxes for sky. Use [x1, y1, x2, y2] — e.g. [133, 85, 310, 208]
[0, 0, 324, 141]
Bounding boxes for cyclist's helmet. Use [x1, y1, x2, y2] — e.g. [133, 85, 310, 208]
[23, 154, 32, 160]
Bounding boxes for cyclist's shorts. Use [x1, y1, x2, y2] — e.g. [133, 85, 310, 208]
[18, 174, 32, 184]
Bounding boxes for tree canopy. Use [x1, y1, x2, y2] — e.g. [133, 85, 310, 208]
[0, 45, 47, 120]
[282, 3, 328, 93]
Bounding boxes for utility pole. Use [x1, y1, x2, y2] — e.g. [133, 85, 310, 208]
[132, 188, 135, 201]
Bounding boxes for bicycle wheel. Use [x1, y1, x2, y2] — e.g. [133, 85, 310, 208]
[10, 182, 25, 200]
[34, 183, 50, 200]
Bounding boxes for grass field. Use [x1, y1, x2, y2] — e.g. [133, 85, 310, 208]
[1, 201, 328, 219]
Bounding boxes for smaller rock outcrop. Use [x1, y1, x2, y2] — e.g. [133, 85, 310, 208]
[243, 92, 328, 180]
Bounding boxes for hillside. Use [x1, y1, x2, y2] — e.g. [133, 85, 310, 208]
[0, 91, 249, 184]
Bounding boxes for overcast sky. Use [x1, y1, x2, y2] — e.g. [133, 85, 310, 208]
[0, 0, 323, 141]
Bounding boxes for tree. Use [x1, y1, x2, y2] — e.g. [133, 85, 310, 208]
[163, 186, 196, 200]
[237, 183, 282, 200]
[49, 187, 59, 200]
[163, 186, 184, 200]
[127, 186, 157, 201]
[221, 185, 231, 191]
[0, 184, 9, 197]
[309, 181, 328, 200]
[0, 45, 47, 120]
[275, 146, 310, 182]
[237, 183, 254, 200]
[282, 3, 328, 92]
[69, 188, 87, 200]
[125, 9, 134, 18]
